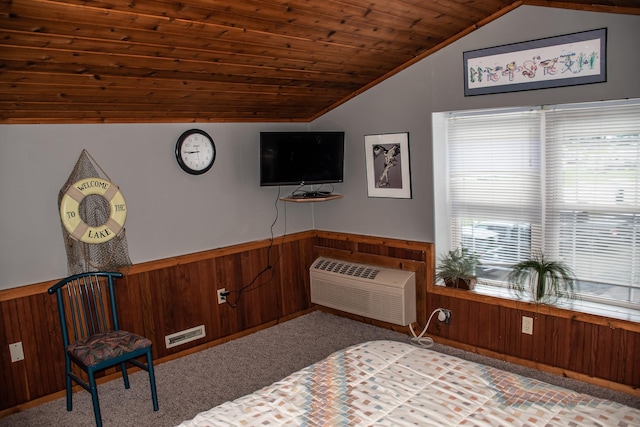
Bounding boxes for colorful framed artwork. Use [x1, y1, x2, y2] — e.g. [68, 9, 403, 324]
[464, 28, 606, 96]
[364, 132, 411, 199]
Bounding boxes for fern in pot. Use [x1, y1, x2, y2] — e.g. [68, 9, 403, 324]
[435, 247, 481, 290]
[507, 251, 577, 304]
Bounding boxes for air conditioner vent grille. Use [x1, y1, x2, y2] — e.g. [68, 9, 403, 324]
[165, 325, 206, 349]
[312, 258, 380, 280]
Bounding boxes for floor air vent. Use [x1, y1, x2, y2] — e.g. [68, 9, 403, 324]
[310, 257, 416, 326]
[165, 325, 206, 349]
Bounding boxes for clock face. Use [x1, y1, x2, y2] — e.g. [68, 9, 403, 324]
[176, 129, 216, 175]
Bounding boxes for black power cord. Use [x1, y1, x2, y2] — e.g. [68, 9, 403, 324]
[224, 186, 286, 308]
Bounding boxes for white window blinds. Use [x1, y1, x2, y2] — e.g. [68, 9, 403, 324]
[447, 109, 542, 270]
[545, 101, 640, 294]
[445, 99, 640, 306]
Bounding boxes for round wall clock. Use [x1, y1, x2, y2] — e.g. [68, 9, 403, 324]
[175, 129, 216, 175]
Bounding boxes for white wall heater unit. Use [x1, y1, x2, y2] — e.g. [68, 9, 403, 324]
[310, 257, 416, 326]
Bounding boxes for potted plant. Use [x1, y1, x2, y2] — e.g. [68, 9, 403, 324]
[435, 247, 481, 290]
[507, 251, 577, 304]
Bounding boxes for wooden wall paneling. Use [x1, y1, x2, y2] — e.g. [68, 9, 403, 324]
[413, 262, 428, 326]
[475, 301, 500, 353]
[454, 296, 472, 345]
[116, 274, 138, 339]
[619, 330, 639, 387]
[530, 311, 546, 363]
[277, 240, 312, 316]
[505, 309, 520, 357]
[356, 244, 426, 263]
[230, 252, 255, 330]
[137, 272, 159, 359]
[25, 293, 59, 398]
[568, 318, 586, 376]
[40, 292, 64, 395]
[614, 327, 634, 385]
[213, 254, 241, 339]
[313, 236, 354, 252]
[546, 315, 570, 371]
[162, 263, 203, 347]
[195, 258, 223, 346]
[630, 332, 640, 387]
[237, 248, 283, 328]
[610, 327, 627, 385]
[498, 304, 515, 357]
[0, 301, 13, 408]
[6, 231, 639, 411]
[583, 322, 597, 377]
[596, 323, 614, 381]
[0, 299, 28, 408]
[116, 274, 150, 346]
[356, 242, 391, 258]
[588, 323, 603, 379]
[192, 258, 220, 345]
[466, 299, 482, 348]
[147, 267, 194, 357]
[15, 297, 36, 400]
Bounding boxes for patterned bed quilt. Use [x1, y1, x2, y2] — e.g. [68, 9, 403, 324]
[177, 340, 640, 426]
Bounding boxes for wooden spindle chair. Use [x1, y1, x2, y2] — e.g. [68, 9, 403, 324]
[48, 272, 159, 427]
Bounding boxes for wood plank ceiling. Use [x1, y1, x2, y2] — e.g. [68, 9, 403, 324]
[1, 0, 638, 124]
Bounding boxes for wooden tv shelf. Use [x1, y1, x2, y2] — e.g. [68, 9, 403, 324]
[280, 194, 343, 203]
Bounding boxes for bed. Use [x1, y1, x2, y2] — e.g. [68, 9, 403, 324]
[177, 340, 640, 426]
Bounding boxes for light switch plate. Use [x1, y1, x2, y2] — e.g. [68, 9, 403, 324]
[10, 342, 24, 362]
[522, 316, 533, 335]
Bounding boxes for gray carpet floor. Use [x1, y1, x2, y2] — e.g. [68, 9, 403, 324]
[1, 311, 638, 426]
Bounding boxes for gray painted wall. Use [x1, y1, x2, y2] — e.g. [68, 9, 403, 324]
[1, 6, 638, 290]
[312, 5, 640, 246]
[0, 122, 311, 289]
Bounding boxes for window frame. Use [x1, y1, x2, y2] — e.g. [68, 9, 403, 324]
[434, 98, 640, 312]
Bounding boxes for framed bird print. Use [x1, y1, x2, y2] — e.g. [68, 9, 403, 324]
[463, 28, 606, 96]
[364, 132, 411, 199]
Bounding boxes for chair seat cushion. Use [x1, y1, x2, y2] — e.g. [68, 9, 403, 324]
[67, 330, 152, 367]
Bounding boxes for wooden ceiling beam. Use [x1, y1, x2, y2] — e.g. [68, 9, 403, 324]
[0, 86, 342, 104]
[0, 62, 366, 93]
[0, 70, 359, 94]
[53, 0, 459, 40]
[0, 19, 413, 68]
[0, 29, 408, 74]
[0, 46, 384, 84]
[14, 0, 440, 53]
[0, 111, 328, 123]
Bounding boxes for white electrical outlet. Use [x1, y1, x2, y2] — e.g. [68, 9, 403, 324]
[522, 316, 533, 335]
[10, 342, 24, 362]
[217, 288, 227, 304]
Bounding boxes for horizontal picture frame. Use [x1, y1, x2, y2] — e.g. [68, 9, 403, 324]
[464, 28, 606, 96]
[364, 132, 411, 199]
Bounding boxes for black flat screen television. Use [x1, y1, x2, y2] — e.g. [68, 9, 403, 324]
[260, 131, 345, 187]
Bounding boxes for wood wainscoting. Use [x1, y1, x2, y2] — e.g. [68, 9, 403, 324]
[2, 229, 639, 412]
[425, 286, 640, 397]
[0, 231, 431, 414]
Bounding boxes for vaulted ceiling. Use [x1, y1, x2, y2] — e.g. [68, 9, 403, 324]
[1, 0, 638, 124]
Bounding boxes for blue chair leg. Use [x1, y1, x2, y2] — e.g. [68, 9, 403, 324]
[88, 370, 103, 427]
[121, 362, 130, 389]
[65, 356, 73, 411]
[146, 349, 159, 411]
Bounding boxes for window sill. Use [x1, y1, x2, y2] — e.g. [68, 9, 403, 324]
[432, 283, 640, 326]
